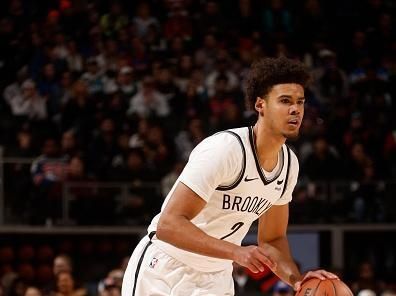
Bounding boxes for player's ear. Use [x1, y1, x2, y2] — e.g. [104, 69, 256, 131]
[254, 96, 265, 116]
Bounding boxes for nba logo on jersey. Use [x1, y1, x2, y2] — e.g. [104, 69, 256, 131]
[149, 257, 158, 268]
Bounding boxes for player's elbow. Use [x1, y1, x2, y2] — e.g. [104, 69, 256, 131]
[156, 214, 177, 241]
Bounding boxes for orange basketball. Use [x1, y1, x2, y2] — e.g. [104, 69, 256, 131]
[295, 278, 353, 296]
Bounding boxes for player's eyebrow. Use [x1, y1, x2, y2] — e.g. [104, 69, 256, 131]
[277, 95, 305, 100]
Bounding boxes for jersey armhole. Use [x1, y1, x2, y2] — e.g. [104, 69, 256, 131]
[216, 131, 246, 191]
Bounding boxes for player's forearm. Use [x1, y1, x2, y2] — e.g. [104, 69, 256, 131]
[259, 237, 301, 288]
[156, 214, 238, 261]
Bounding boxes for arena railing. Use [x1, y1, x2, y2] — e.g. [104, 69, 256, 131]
[1, 154, 396, 271]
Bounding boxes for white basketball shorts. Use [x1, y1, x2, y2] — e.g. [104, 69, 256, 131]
[121, 234, 235, 296]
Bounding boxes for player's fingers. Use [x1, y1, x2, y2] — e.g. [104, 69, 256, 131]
[256, 249, 277, 270]
[303, 270, 338, 281]
[246, 262, 260, 273]
[293, 281, 302, 292]
[303, 270, 325, 281]
[255, 252, 277, 271]
[316, 270, 339, 279]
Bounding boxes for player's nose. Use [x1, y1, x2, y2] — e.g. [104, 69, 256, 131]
[289, 104, 300, 115]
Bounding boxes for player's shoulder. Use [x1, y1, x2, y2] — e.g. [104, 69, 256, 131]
[210, 127, 248, 140]
[206, 127, 247, 146]
[193, 127, 248, 157]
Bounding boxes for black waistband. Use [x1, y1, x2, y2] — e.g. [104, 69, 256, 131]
[148, 231, 156, 240]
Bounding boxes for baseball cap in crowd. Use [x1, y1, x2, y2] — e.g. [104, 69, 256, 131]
[21, 79, 36, 90]
[318, 49, 336, 59]
[120, 66, 133, 75]
[273, 281, 292, 293]
[357, 290, 376, 296]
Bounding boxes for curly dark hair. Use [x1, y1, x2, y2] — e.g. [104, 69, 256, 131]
[245, 57, 311, 108]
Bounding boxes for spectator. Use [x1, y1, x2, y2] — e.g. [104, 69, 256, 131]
[302, 136, 340, 181]
[127, 76, 170, 119]
[53, 254, 73, 276]
[52, 271, 86, 296]
[60, 130, 79, 158]
[87, 118, 118, 179]
[115, 66, 137, 100]
[205, 57, 239, 98]
[60, 80, 95, 144]
[310, 49, 349, 107]
[30, 138, 69, 224]
[24, 287, 42, 296]
[99, 2, 128, 38]
[8, 276, 27, 296]
[7, 79, 47, 121]
[65, 41, 83, 74]
[80, 58, 104, 95]
[132, 2, 159, 38]
[351, 262, 385, 295]
[3, 67, 28, 107]
[175, 117, 206, 162]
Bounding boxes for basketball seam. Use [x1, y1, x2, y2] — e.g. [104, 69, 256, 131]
[330, 279, 337, 296]
[311, 279, 322, 296]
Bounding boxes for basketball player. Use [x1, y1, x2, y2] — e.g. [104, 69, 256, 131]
[122, 57, 338, 295]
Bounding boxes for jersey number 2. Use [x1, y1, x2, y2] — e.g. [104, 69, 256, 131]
[220, 222, 244, 240]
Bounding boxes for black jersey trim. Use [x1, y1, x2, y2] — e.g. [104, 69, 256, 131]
[216, 130, 247, 191]
[280, 145, 292, 198]
[131, 233, 154, 296]
[248, 126, 284, 185]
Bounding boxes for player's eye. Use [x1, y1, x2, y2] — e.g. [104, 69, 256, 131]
[280, 98, 290, 104]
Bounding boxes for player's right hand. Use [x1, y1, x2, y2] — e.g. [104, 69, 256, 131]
[232, 245, 277, 273]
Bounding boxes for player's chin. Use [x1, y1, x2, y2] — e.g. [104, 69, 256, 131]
[283, 130, 300, 141]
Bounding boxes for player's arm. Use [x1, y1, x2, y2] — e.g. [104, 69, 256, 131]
[156, 181, 276, 273]
[258, 205, 338, 290]
[258, 204, 301, 287]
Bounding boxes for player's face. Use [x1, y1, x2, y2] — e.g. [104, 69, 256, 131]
[257, 83, 305, 140]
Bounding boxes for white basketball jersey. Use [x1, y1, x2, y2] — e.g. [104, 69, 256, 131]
[148, 126, 299, 272]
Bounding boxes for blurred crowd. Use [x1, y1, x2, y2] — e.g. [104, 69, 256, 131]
[0, 246, 395, 296]
[1, 1, 395, 295]
[0, 0, 395, 226]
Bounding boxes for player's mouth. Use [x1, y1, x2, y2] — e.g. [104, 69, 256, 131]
[287, 118, 300, 127]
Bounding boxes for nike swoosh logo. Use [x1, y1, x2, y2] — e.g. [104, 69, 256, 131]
[244, 176, 259, 182]
[277, 179, 284, 185]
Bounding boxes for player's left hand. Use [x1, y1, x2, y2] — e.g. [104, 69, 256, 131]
[293, 269, 339, 291]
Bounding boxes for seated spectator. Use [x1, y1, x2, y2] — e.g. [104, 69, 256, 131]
[127, 76, 170, 119]
[80, 58, 104, 95]
[7, 79, 47, 121]
[115, 66, 137, 100]
[99, 2, 128, 38]
[344, 142, 373, 181]
[174, 117, 206, 161]
[51, 271, 86, 296]
[3, 67, 28, 107]
[87, 118, 117, 179]
[60, 130, 79, 158]
[205, 57, 239, 98]
[132, 2, 159, 38]
[97, 269, 123, 296]
[8, 276, 27, 296]
[302, 136, 341, 181]
[24, 287, 42, 296]
[358, 290, 377, 296]
[351, 261, 386, 295]
[30, 138, 69, 224]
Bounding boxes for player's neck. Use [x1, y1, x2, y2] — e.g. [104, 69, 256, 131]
[253, 122, 285, 161]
